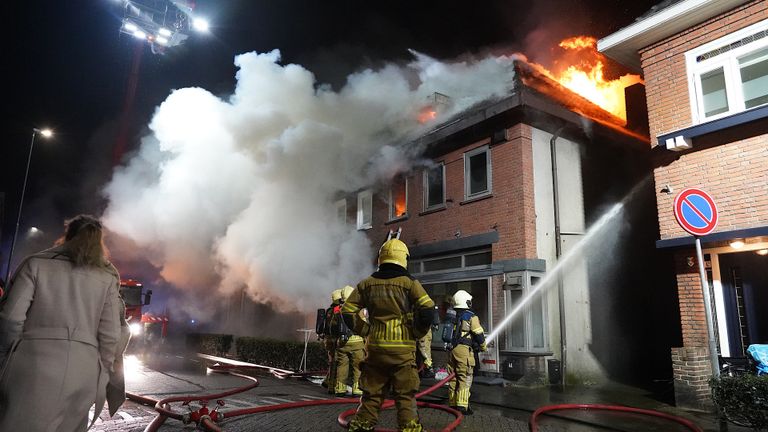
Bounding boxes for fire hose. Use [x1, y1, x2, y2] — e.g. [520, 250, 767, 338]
[126, 362, 461, 432]
[529, 403, 704, 432]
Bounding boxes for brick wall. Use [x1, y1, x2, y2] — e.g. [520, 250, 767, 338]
[362, 123, 538, 261]
[640, 1, 768, 240]
[673, 251, 709, 347]
[671, 347, 714, 410]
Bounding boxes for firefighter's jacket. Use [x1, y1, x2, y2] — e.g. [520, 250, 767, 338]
[0, 246, 125, 431]
[343, 263, 434, 353]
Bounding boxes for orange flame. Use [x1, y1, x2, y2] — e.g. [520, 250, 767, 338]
[417, 108, 437, 124]
[543, 36, 643, 122]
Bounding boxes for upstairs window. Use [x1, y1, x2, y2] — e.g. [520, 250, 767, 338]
[335, 199, 346, 224]
[464, 145, 491, 199]
[388, 175, 408, 221]
[687, 19, 768, 123]
[356, 190, 372, 230]
[423, 163, 445, 210]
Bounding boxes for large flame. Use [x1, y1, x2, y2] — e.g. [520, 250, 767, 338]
[544, 36, 643, 122]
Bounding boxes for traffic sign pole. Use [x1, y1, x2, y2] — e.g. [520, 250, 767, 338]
[694, 236, 720, 378]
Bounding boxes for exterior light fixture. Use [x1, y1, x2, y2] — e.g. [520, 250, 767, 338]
[757, 249, 768, 256]
[156, 36, 169, 45]
[133, 30, 147, 39]
[193, 17, 209, 32]
[158, 27, 172, 37]
[729, 239, 745, 249]
[124, 22, 138, 32]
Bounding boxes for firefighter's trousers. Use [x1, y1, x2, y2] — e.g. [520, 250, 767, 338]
[323, 337, 338, 390]
[447, 344, 475, 408]
[349, 350, 421, 431]
[416, 331, 433, 368]
[335, 339, 366, 394]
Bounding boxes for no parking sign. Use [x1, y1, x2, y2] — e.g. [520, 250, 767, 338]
[673, 188, 719, 236]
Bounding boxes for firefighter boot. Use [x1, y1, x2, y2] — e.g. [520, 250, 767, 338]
[401, 419, 424, 432]
[348, 419, 375, 432]
[351, 381, 363, 396]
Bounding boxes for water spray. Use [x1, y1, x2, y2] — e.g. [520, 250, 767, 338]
[486, 176, 651, 344]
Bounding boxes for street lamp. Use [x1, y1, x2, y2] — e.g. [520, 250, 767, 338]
[5, 128, 53, 283]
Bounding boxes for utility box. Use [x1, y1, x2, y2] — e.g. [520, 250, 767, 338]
[547, 359, 562, 385]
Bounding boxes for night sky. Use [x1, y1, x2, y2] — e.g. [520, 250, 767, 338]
[1, 0, 660, 289]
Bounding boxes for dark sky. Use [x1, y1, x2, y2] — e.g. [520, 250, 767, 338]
[0, 0, 660, 285]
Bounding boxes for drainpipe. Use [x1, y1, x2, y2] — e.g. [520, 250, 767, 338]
[550, 128, 567, 386]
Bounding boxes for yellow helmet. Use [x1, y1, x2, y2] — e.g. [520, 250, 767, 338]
[378, 239, 409, 269]
[341, 285, 355, 301]
[331, 289, 343, 303]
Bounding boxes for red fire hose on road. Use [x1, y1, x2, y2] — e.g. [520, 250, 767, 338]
[529, 403, 705, 432]
[127, 361, 461, 432]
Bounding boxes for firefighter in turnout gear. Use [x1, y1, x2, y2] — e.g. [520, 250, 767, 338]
[343, 238, 436, 432]
[322, 289, 343, 392]
[447, 289, 486, 416]
[334, 285, 366, 396]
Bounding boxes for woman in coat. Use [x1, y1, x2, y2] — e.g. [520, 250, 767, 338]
[0, 215, 125, 431]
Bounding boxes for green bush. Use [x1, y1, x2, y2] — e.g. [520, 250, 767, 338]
[186, 333, 234, 356]
[236, 336, 327, 371]
[711, 374, 768, 430]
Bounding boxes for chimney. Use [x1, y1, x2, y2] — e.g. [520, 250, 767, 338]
[624, 83, 649, 137]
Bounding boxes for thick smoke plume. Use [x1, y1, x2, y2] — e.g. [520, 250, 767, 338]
[103, 50, 517, 314]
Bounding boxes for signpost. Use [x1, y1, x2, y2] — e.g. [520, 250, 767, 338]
[673, 188, 720, 378]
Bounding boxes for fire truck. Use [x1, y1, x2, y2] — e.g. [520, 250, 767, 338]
[120, 279, 152, 336]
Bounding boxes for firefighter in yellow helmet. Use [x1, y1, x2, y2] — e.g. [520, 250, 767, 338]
[447, 289, 486, 415]
[343, 239, 436, 432]
[322, 289, 343, 392]
[333, 285, 366, 396]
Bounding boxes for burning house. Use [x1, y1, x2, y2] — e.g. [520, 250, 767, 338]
[599, 0, 768, 409]
[339, 52, 677, 385]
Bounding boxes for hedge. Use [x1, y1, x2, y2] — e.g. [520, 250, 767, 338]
[236, 336, 327, 371]
[711, 374, 768, 430]
[186, 333, 234, 356]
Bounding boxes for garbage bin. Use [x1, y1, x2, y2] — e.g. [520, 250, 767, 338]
[547, 359, 561, 385]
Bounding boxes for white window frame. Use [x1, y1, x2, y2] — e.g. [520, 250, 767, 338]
[686, 19, 768, 124]
[356, 190, 372, 230]
[423, 163, 446, 211]
[504, 271, 549, 353]
[464, 145, 492, 200]
[388, 175, 408, 221]
[335, 198, 346, 224]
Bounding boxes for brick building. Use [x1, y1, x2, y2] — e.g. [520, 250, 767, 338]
[338, 60, 676, 386]
[600, 0, 768, 409]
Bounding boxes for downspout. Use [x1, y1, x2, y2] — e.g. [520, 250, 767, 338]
[550, 128, 566, 386]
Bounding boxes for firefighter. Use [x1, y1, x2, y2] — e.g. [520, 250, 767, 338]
[334, 285, 366, 396]
[417, 327, 436, 379]
[447, 289, 486, 416]
[343, 238, 436, 432]
[322, 289, 343, 392]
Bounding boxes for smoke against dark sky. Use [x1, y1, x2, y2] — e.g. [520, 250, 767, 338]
[2, 0, 660, 314]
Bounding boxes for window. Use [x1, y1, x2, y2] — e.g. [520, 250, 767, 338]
[687, 20, 768, 122]
[410, 248, 492, 275]
[335, 199, 346, 224]
[388, 175, 408, 221]
[356, 190, 372, 230]
[423, 163, 445, 210]
[505, 272, 548, 352]
[464, 145, 491, 199]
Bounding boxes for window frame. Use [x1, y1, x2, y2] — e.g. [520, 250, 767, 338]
[503, 270, 549, 353]
[409, 248, 492, 275]
[387, 175, 409, 222]
[356, 189, 373, 230]
[423, 163, 446, 211]
[423, 277, 493, 348]
[686, 19, 768, 124]
[463, 145, 492, 200]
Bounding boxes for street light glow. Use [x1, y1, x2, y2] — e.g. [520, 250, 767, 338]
[158, 27, 172, 37]
[29, 227, 40, 234]
[133, 30, 146, 39]
[193, 17, 209, 32]
[39, 129, 53, 138]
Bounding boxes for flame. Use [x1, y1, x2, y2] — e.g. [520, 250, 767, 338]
[541, 36, 643, 122]
[417, 107, 437, 124]
[394, 198, 407, 218]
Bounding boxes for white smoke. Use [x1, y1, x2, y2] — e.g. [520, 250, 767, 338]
[103, 49, 517, 312]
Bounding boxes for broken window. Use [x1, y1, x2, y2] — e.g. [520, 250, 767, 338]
[388, 175, 408, 220]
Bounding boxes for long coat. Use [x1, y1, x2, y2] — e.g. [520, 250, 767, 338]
[0, 247, 124, 431]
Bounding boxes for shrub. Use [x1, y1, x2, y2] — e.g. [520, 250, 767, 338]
[710, 374, 768, 430]
[236, 336, 327, 371]
[186, 333, 234, 356]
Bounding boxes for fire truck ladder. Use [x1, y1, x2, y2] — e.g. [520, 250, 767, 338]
[386, 228, 401, 241]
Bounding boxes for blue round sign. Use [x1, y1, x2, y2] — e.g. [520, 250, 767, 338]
[673, 188, 718, 236]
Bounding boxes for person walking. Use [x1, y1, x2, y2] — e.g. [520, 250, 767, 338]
[446, 289, 486, 416]
[342, 238, 436, 432]
[333, 285, 366, 396]
[0, 215, 128, 431]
